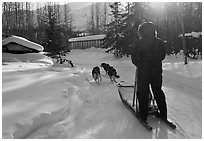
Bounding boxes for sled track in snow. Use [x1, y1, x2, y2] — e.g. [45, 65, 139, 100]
[167, 114, 191, 139]
[11, 106, 71, 139]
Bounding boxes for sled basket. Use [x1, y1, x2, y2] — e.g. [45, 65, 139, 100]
[117, 81, 159, 115]
[117, 81, 135, 105]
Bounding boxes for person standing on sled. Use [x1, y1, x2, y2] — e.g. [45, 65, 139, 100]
[131, 22, 167, 122]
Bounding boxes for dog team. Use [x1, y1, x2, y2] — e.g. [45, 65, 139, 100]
[92, 63, 120, 85]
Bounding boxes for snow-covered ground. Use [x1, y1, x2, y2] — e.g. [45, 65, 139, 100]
[2, 48, 202, 139]
[2, 53, 53, 72]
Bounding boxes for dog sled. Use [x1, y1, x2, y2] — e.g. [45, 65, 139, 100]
[117, 78, 176, 131]
[117, 80, 159, 131]
[117, 80, 159, 114]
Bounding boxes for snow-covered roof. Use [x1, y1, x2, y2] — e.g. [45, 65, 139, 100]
[2, 35, 44, 51]
[69, 34, 106, 42]
[178, 32, 202, 38]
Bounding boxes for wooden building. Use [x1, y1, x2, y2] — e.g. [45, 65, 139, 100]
[68, 34, 106, 50]
[2, 35, 44, 54]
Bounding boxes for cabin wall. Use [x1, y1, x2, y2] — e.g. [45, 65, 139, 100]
[3, 42, 39, 53]
[69, 39, 104, 50]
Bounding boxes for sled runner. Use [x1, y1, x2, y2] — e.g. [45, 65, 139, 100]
[117, 81, 176, 131]
[117, 81, 158, 131]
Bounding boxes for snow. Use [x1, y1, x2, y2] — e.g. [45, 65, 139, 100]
[2, 48, 202, 139]
[178, 31, 202, 38]
[2, 53, 53, 72]
[69, 34, 106, 42]
[2, 35, 44, 51]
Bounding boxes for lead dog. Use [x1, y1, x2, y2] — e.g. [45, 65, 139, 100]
[107, 66, 120, 83]
[100, 63, 111, 75]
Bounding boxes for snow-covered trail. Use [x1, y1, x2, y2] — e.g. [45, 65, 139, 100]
[56, 75, 188, 139]
[58, 48, 201, 139]
[2, 48, 202, 139]
[64, 48, 202, 139]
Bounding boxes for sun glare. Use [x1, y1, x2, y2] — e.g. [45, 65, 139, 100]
[149, 2, 164, 9]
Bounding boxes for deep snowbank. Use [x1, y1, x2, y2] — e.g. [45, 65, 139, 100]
[2, 67, 89, 138]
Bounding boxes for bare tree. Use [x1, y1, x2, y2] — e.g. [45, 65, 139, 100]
[95, 3, 101, 34]
[177, 3, 187, 64]
[2, 2, 8, 34]
[86, 2, 110, 35]
[63, 3, 73, 29]
[103, 3, 108, 32]
[89, 3, 95, 34]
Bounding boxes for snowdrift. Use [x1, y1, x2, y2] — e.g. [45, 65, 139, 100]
[2, 53, 54, 72]
[2, 67, 89, 139]
[2, 53, 52, 64]
[178, 31, 202, 38]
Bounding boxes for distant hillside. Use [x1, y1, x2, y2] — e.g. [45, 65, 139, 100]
[69, 2, 93, 30]
[69, 2, 112, 31]
[69, 2, 93, 10]
[32, 2, 111, 31]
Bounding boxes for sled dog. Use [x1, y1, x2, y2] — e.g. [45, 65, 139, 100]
[92, 66, 102, 85]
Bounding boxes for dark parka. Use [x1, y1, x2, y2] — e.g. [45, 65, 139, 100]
[131, 37, 166, 76]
